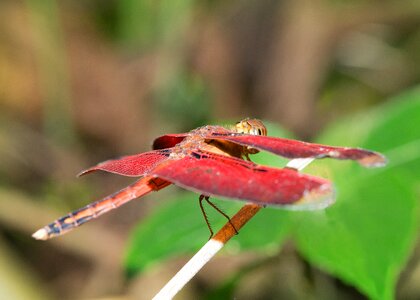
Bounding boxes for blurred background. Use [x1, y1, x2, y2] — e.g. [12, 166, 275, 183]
[1, 0, 420, 299]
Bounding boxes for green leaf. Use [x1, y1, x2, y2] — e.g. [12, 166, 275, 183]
[125, 193, 211, 276]
[294, 87, 420, 300]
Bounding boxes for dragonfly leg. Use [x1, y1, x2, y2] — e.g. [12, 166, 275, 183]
[199, 195, 238, 240]
[199, 195, 214, 240]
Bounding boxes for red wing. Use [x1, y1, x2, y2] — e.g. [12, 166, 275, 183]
[78, 149, 171, 177]
[208, 134, 387, 168]
[153, 134, 188, 150]
[152, 151, 334, 209]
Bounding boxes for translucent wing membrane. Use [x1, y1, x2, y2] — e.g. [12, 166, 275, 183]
[32, 177, 171, 240]
[208, 134, 387, 167]
[153, 151, 334, 208]
[78, 150, 171, 177]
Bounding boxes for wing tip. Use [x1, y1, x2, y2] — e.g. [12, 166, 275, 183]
[32, 228, 49, 240]
[283, 182, 336, 211]
[77, 168, 95, 177]
[358, 152, 388, 168]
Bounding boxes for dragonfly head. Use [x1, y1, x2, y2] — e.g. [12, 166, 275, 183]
[235, 119, 267, 136]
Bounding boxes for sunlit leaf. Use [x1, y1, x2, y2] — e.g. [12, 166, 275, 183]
[294, 87, 420, 300]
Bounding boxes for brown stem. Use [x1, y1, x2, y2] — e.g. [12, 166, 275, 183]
[212, 204, 262, 244]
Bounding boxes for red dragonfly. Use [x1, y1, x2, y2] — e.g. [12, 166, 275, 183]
[33, 119, 386, 240]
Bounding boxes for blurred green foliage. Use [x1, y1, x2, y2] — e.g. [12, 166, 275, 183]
[117, 0, 195, 48]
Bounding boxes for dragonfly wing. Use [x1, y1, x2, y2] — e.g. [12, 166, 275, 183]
[208, 134, 387, 168]
[78, 149, 171, 177]
[153, 134, 188, 150]
[152, 151, 334, 209]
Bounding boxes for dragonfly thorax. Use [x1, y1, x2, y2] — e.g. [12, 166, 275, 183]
[194, 119, 268, 160]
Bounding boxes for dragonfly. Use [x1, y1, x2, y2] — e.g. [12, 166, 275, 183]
[32, 119, 386, 240]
